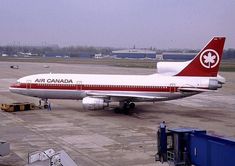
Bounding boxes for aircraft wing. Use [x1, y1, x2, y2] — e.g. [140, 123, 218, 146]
[86, 91, 166, 100]
[178, 87, 214, 92]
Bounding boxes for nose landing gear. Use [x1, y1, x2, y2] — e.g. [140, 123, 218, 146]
[39, 99, 50, 109]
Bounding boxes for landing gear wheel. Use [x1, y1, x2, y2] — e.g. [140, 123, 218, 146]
[123, 109, 130, 115]
[123, 103, 129, 110]
[116, 101, 136, 114]
[114, 108, 121, 113]
[129, 102, 135, 109]
[41, 98, 49, 109]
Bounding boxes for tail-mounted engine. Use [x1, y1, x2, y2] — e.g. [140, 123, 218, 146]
[208, 79, 222, 90]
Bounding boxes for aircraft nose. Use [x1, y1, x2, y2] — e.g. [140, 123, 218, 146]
[9, 82, 20, 92]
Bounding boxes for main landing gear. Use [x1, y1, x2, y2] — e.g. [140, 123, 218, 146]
[114, 101, 135, 114]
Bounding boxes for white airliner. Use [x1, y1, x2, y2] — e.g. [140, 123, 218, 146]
[9, 37, 226, 111]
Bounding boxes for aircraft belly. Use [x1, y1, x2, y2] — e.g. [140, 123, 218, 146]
[11, 88, 198, 101]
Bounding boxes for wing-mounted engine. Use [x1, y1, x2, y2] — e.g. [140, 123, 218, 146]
[82, 97, 109, 110]
[157, 61, 190, 75]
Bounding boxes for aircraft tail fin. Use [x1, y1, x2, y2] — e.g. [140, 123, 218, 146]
[175, 37, 225, 77]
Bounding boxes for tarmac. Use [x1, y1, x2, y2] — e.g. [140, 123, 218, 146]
[0, 61, 235, 166]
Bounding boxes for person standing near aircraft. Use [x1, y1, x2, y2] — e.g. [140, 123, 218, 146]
[48, 102, 51, 111]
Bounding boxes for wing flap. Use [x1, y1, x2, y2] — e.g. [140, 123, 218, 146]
[86, 91, 166, 99]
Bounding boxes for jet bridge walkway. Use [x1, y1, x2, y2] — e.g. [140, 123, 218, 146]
[155, 123, 235, 166]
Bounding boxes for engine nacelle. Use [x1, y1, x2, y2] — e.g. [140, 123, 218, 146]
[82, 97, 109, 110]
[208, 79, 222, 90]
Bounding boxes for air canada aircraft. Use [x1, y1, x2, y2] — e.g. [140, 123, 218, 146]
[9, 37, 226, 112]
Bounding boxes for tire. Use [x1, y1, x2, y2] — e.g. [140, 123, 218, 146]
[129, 103, 135, 109]
[114, 108, 121, 113]
[123, 109, 130, 115]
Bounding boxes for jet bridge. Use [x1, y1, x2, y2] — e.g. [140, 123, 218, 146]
[155, 123, 235, 166]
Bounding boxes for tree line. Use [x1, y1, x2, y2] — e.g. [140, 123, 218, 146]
[0, 46, 235, 59]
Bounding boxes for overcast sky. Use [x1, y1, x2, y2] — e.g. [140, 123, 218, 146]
[0, 0, 234, 49]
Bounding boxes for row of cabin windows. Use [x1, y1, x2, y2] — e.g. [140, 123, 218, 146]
[36, 83, 76, 87]
[34, 83, 171, 89]
[84, 85, 170, 89]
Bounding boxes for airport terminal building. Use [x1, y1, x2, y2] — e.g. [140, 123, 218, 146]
[112, 49, 157, 59]
[111, 49, 197, 61]
[162, 52, 196, 61]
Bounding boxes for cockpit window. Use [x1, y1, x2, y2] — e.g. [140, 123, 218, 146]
[15, 81, 21, 86]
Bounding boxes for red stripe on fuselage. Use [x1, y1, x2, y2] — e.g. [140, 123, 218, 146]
[11, 83, 178, 92]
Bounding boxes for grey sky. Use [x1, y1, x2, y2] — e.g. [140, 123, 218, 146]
[0, 0, 234, 49]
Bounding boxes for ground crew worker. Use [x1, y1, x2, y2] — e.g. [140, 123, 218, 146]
[160, 121, 166, 128]
[48, 103, 51, 111]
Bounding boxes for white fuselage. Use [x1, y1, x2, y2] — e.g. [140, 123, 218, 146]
[8, 37, 226, 110]
[9, 73, 214, 102]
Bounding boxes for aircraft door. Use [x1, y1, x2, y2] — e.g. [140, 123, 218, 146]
[26, 80, 31, 89]
[76, 81, 82, 90]
[169, 83, 176, 93]
[76, 81, 83, 99]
